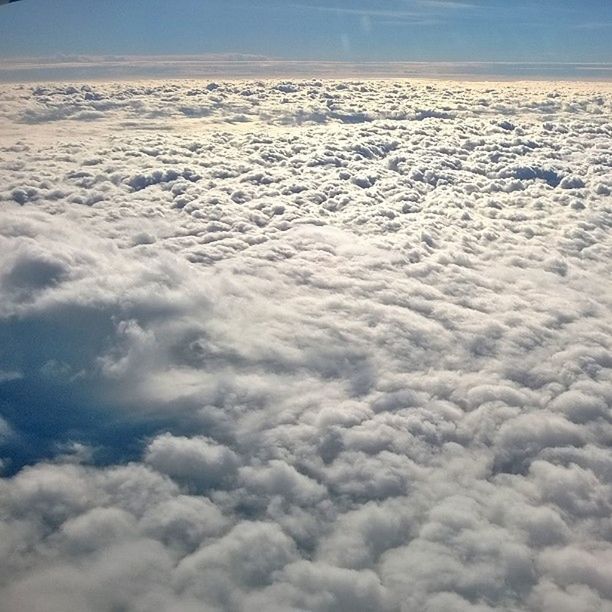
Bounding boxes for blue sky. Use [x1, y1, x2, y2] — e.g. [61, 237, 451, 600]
[0, 0, 610, 62]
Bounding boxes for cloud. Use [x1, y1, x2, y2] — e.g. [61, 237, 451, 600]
[145, 434, 240, 491]
[2, 57, 612, 82]
[289, 0, 477, 20]
[0, 78, 611, 610]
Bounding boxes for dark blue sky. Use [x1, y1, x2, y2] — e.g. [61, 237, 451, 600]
[0, 0, 610, 62]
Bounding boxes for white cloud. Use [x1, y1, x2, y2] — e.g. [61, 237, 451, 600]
[145, 434, 240, 491]
[0, 78, 611, 610]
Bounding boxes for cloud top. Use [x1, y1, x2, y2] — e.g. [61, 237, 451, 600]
[0, 78, 611, 611]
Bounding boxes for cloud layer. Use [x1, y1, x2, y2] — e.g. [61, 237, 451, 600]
[2, 57, 612, 83]
[0, 79, 611, 611]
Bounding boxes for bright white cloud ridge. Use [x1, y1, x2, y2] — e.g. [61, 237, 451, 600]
[0, 79, 611, 611]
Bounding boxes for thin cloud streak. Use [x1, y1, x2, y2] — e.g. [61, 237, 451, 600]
[415, 0, 478, 9]
[288, 4, 426, 20]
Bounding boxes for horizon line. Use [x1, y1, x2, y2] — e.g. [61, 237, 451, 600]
[1, 56, 611, 83]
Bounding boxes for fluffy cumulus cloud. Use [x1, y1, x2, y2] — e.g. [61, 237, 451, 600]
[0, 79, 611, 611]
